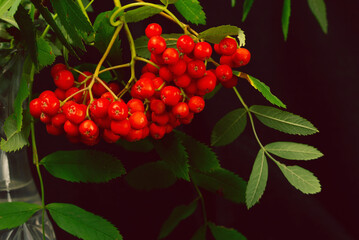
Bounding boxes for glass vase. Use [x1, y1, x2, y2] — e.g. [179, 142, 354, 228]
[0, 56, 56, 240]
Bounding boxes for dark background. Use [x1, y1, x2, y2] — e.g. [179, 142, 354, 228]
[31, 0, 359, 239]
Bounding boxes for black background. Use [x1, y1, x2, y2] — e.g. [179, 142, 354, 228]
[31, 0, 359, 239]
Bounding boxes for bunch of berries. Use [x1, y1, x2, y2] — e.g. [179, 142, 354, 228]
[29, 23, 251, 146]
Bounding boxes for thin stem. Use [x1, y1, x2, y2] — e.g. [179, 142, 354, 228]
[123, 20, 137, 86]
[76, 0, 91, 23]
[60, 87, 89, 106]
[192, 180, 208, 226]
[85, 0, 95, 9]
[98, 63, 131, 74]
[40, 14, 58, 38]
[135, 56, 160, 69]
[95, 77, 118, 100]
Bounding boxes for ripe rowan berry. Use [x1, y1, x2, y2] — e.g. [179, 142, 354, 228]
[149, 123, 166, 139]
[148, 36, 166, 54]
[145, 23, 162, 38]
[79, 120, 99, 139]
[90, 98, 111, 118]
[193, 42, 212, 60]
[111, 119, 131, 136]
[162, 48, 179, 65]
[219, 38, 237, 56]
[108, 100, 128, 121]
[232, 48, 251, 67]
[132, 78, 155, 99]
[54, 70, 74, 90]
[177, 35, 195, 54]
[172, 102, 190, 119]
[169, 59, 187, 76]
[129, 111, 148, 129]
[127, 98, 145, 114]
[29, 98, 42, 118]
[187, 60, 206, 79]
[188, 96, 205, 113]
[102, 129, 121, 143]
[215, 65, 233, 82]
[51, 63, 67, 79]
[160, 86, 182, 106]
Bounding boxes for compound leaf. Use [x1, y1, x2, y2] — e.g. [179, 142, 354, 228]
[125, 6, 162, 23]
[158, 200, 198, 239]
[282, 0, 291, 41]
[37, 38, 55, 68]
[307, 0, 328, 34]
[153, 134, 190, 181]
[125, 161, 177, 191]
[265, 141, 323, 160]
[250, 105, 319, 135]
[245, 149, 268, 209]
[174, 0, 206, 25]
[274, 160, 321, 194]
[0, 202, 41, 230]
[40, 150, 126, 183]
[174, 130, 220, 172]
[211, 108, 247, 147]
[0, 113, 30, 152]
[190, 168, 247, 204]
[208, 222, 247, 240]
[47, 203, 122, 240]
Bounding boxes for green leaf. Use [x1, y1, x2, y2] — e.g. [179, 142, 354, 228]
[51, 0, 93, 50]
[174, 0, 206, 25]
[0, 202, 41, 230]
[208, 222, 247, 240]
[125, 6, 162, 23]
[134, 33, 183, 59]
[93, 9, 122, 63]
[211, 108, 247, 147]
[246, 75, 286, 108]
[116, 138, 154, 152]
[191, 225, 206, 240]
[174, 130, 220, 172]
[125, 161, 177, 191]
[274, 160, 321, 194]
[190, 168, 247, 204]
[40, 150, 126, 183]
[0, 0, 20, 18]
[13, 56, 31, 131]
[307, 0, 328, 34]
[242, 0, 255, 22]
[14, 4, 37, 65]
[250, 105, 319, 135]
[30, 0, 78, 58]
[265, 142, 323, 160]
[153, 134, 190, 181]
[37, 38, 56, 68]
[158, 200, 198, 239]
[47, 203, 122, 240]
[198, 25, 244, 44]
[282, 0, 291, 41]
[7, 0, 21, 17]
[161, 0, 179, 4]
[245, 149, 268, 209]
[0, 113, 30, 152]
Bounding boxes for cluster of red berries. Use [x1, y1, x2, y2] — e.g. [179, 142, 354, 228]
[29, 23, 250, 145]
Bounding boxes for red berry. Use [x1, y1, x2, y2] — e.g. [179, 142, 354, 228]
[64, 103, 86, 124]
[51, 113, 66, 127]
[125, 128, 144, 142]
[184, 81, 198, 96]
[159, 67, 173, 82]
[40, 93, 60, 116]
[79, 120, 99, 139]
[40, 112, 51, 124]
[141, 72, 157, 80]
[78, 71, 92, 84]
[102, 129, 121, 143]
[219, 38, 237, 56]
[129, 111, 148, 129]
[46, 124, 63, 136]
[132, 78, 155, 99]
[180, 112, 194, 125]
[193, 42, 212, 60]
[111, 119, 131, 136]
[90, 98, 111, 118]
[149, 123, 166, 139]
[29, 98, 42, 118]
[172, 102, 189, 119]
[108, 100, 128, 121]
[92, 82, 108, 98]
[54, 70, 74, 90]
[108, 82, 121, 95]
[162, 48, 179, 65]
[54, 88, 66, 101]
[197, 74, 217, 94]
[127, 99, 145, 114]
[148, 36, 166, 54]
[93, 116, 111, 129]
[187, 60, 206, 78]
[150, 99, 166, 115]
[145, 23, 162, 38]
[65, 87, 82, 103]
[101, 92, 115, 102]
[214, 43, 222, 54]
[215, 65, 233, 82]
[51, 63, 67, 78]
[221, 75, 238, 88]
[232, 48, 251, 67]
[151, 53, 165, 65]
[174, 73, 192, 88]
[160, 86, 182, 106]
[151, 112, 169, 126]
[152, 77, 165, 98]
[145, 62, 159, 74]
[169, 59, 187, 76]
[177, 35, 195, 54]
[64, 120, 79, 137]
[220, 55, 235, 68]
[188, 96, 205, 113]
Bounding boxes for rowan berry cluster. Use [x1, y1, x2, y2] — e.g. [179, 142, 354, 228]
[29, 23, 250, 145]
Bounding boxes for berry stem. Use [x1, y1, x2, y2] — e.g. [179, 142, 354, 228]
[98, 63, 131, 74]
[76, 0, 91, 23]
[134, 56, 160, 69]
[60, 87, 89, 106]
[95, 77, 119, 100]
